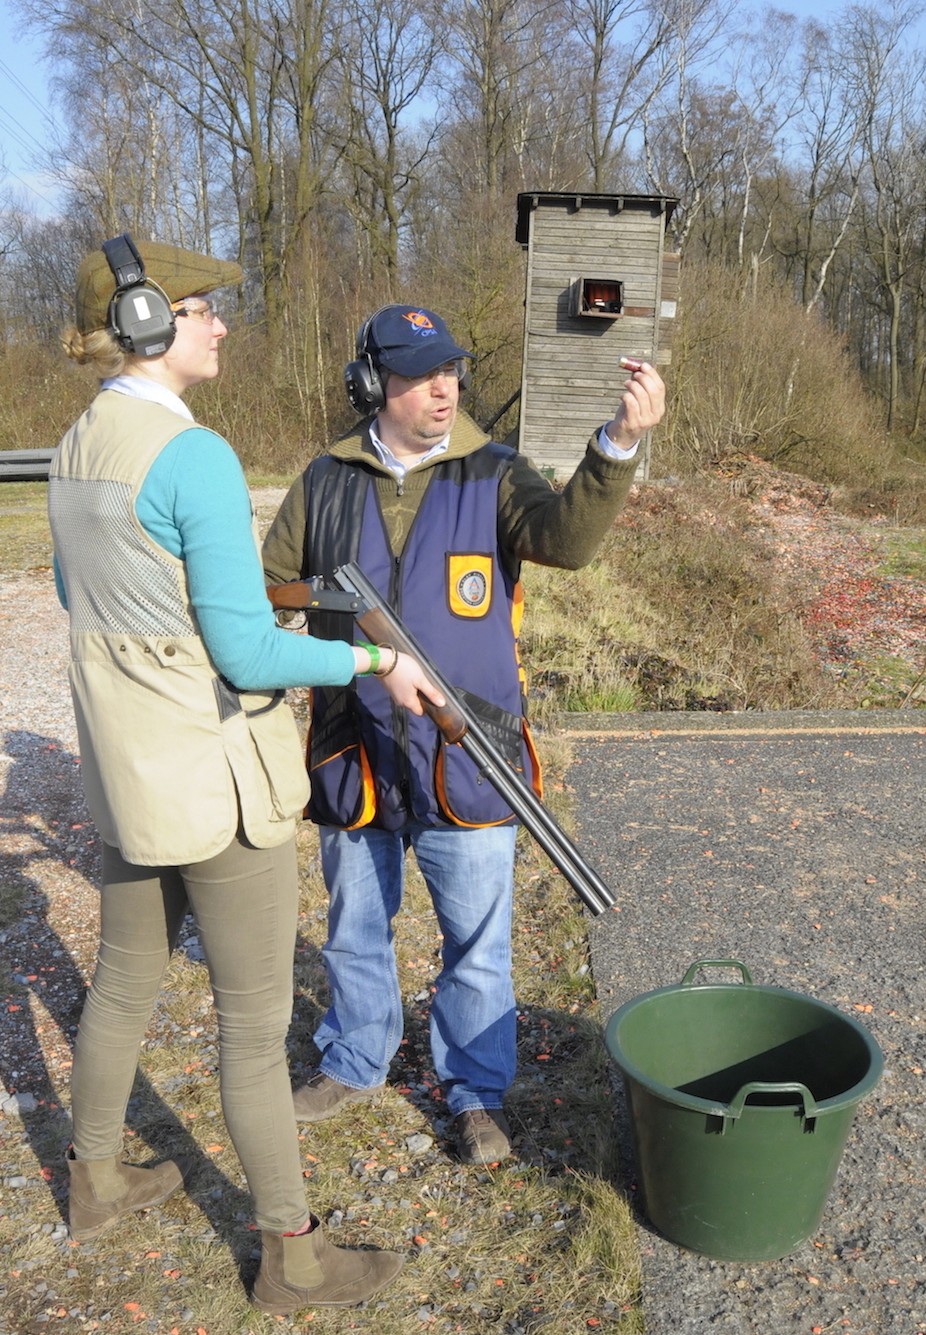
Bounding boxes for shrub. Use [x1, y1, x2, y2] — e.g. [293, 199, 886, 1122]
[659, 258, 887, 488]
[520, 475, 839, 716]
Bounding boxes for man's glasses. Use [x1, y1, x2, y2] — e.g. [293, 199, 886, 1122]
[171, 297, 221, 324]
[395, 360, 466, 389]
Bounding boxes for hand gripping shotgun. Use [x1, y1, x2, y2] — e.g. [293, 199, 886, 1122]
[267, 561, 615, 916]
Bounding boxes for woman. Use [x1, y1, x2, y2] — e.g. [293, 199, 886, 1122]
[47, 236, 440, 1315]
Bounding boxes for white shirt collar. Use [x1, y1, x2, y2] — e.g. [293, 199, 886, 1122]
[102, 373, 195, 422]
[369, 420, 449, 478]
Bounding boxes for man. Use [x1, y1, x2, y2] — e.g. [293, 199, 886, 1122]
[262, 304, 665, 1165]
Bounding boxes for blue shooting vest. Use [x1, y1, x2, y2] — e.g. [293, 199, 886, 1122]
[301, 447, 540, 831]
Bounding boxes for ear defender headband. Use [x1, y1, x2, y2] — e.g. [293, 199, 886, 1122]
[102, 233, 177, 358]
[344, 304, 401, 415]
[343, 304, 472, 415]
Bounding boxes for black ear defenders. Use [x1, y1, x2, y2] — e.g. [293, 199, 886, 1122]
[102, 233, 177, 357]
[344, 304, 472, 415]
[344, 304, 399, 415]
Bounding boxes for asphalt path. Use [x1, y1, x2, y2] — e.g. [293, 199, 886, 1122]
[566, 710, 925, 1335]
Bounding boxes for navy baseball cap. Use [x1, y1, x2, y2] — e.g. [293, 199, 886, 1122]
[369, 305, 473, 377]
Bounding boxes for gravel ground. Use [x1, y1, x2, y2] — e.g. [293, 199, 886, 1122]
[569, 712, 926, 1335]
[0, 570, 97, 1109]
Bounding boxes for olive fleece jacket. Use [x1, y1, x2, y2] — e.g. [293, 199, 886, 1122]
[262, 411, 639, 585]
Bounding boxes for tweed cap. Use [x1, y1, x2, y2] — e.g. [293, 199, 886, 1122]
[368, 305, 472, 377]
[75, 240, 244, 334]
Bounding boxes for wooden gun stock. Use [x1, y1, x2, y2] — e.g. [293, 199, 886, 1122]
[267, 580, 357, 614]
[348, 601, 469, 745]
[267, 581, 315, 611]
[267, 580, 467, 742]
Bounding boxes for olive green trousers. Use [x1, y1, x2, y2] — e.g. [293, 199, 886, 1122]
[70, 830, 309, 1232]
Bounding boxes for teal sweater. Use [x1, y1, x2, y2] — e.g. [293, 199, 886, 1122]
[54, 425, 355, 691]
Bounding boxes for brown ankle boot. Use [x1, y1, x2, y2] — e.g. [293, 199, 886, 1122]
[251, 1219, 405, 1313]
[66, 1148, 186, 1242]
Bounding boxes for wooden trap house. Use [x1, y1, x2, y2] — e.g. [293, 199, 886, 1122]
[514, 191, 679, 479]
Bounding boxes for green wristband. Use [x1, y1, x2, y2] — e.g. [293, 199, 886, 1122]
[358, 641, 380, 675]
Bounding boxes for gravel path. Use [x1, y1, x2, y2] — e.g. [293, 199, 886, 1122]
[569, 712, 926, 1335]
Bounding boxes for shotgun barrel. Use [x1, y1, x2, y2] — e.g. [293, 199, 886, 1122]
[329, 562, 616, 916]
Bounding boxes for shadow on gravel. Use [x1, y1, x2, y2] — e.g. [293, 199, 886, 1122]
[287, 970, 619, 1176]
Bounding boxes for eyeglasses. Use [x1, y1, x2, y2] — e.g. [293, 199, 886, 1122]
[171, 297, 220, 324]
[394, 360, 466, 389]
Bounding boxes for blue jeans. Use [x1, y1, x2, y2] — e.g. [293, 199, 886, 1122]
[314, 822, 517, 1117]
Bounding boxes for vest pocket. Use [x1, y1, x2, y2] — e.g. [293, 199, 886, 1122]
[235, 699, 309, 821]
[434, 692, 539, 827]
[447, 553, 493, 618]
[306, 691, 377, 828]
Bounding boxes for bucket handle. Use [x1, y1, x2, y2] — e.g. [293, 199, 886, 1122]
[721, 1081, 819, 1134]
[681, 959, 753, 987]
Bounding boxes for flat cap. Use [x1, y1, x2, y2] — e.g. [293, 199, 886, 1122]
[76, 239, 243, 334]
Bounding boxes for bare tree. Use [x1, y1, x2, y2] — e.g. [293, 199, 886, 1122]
[329, 0, 442, 291]
[441, 0, 575, 194]
[719, 12, 804, 272]
[766, 16, 867, 315]
[856, 27, 926, 427]
[568, 0, 674, 189]
[641, 0, 742, 250]
[26, 0, 341, 334]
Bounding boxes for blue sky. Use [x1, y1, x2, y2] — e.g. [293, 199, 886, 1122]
[0, 0, 897, 220]
[0, 7, 61, 214]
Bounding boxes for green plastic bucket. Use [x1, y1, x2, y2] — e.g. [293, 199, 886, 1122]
[604, 960, 883, 1261]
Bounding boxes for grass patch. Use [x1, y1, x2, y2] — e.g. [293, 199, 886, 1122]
[0, 482, 54, 573]
[245, 472, 299, 490]
[836, 654, 926, 709]
[520, 477, 839, 715]
[877, 530, 926, 580]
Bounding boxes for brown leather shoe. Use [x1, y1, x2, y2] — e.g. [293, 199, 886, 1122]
[292, 1072, 386, 1122]
[252, 1220, 405, 1313]
[454, 1109, 512, 1165]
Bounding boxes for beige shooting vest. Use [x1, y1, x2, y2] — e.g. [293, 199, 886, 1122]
[48, 390, 308, 864]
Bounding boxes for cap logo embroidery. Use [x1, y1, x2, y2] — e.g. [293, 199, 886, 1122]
[457, 569, 488, 608]
[402, 311, 437, 337]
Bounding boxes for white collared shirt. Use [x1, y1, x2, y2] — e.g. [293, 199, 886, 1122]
[369, 421, 449, 479]
[598, 427, 639, 459]
[102, 373, 195, 421]
[368, 420, 637, 479]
